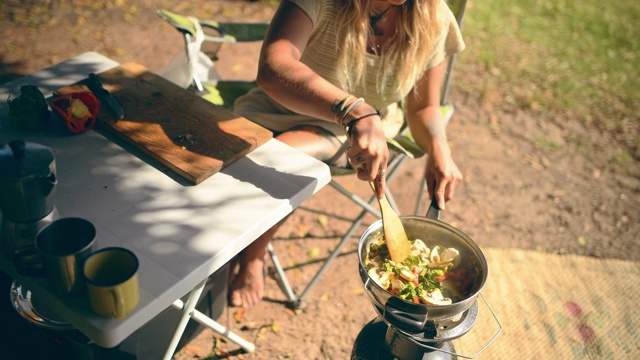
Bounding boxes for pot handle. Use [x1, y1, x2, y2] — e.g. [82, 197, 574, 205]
[383, 296, 428, 333]
[426, 194, 441, 220]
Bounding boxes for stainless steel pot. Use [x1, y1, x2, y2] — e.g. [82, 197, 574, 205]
[358, 213, 488, 333]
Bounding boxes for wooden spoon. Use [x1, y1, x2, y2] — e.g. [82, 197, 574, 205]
[370, 182, 411, 264]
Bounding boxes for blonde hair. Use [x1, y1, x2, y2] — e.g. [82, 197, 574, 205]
[335, 0, 440, 94]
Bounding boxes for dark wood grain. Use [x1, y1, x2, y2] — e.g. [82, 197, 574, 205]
[56, 62, 272, 184]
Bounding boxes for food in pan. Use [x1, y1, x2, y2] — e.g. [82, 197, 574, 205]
[365, 237, 475, 305]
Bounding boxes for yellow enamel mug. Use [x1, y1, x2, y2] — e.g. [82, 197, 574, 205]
[83, 247, 139, 319]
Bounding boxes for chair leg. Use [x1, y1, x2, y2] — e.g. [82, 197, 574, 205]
[267, 154, 410, 309]
[266, 180, 380, 309]
[266, 242, 297, 303]
[294, 193, 375, 304]
[329, 180, 381, 218]
[270, 189, 379, 309]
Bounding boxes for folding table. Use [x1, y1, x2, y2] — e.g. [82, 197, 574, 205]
[0, 52, 331, 359]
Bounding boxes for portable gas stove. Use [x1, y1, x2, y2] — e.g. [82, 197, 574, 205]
[352, 296, 500, 359]
[353, 209, 502, 360]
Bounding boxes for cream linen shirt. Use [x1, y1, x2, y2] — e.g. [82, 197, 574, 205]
[233, 0, 465, 142]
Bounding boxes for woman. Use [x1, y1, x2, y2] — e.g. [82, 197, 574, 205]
[229, 0, 465, 308]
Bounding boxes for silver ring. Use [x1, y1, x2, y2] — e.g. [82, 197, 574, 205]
[377, 169, 387, 177]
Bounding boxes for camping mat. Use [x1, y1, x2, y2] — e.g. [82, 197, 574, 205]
[449, 248, 640, 359]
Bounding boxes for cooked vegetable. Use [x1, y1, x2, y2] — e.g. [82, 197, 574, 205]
[7, 85, 51, 131]
[50, 92, 99, 134]
[365, 237, 475, 306]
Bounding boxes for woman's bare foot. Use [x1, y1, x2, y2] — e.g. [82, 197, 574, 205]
[227, 217, 283, 308]
[229, 257, 265, 308]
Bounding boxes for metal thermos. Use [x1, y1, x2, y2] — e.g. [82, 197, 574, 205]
[0, 139, 58, 259]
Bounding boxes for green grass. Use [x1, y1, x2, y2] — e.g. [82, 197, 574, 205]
[458, 0, 639, 157]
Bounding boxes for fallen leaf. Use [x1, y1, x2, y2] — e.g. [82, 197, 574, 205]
[553, 189, 566, 197]
[524, 154, 544, 170]
[271, 322, 279, 333]
[233, 307, 245, 322]
[293, 268, 303, 279]
[114, 48, 127, 57]
[350, 287, 364, 295]
[284, 308, 296, 317]
[485, 211, 494, 221]
[307, 247, 321, 258]
[577, 235, 586, 246]
[317, 214, 329, 227]
[294, 223, 310, 237]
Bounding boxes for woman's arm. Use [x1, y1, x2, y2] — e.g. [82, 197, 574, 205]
[258, 2, 374, 124]
[405, 60, 463, 210]
[257, 1, 389, 193]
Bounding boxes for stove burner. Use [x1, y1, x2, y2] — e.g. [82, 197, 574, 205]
[351, 317, 457, 360]
[352, 302, 477, 360]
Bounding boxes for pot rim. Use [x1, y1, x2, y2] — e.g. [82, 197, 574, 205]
[358, 215, 488, 320]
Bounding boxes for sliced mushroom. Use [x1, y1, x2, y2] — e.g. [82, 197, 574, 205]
[419, 288, 452, 306]
[410, 239, 430, 257]
[430, 246, 441, 263]
[427, 246, 460, 268]
[440, 248, 460, 265]
[391, 278, 406, 292]
[368, 267, 381, 283]
[377, 272, 394, 290]
[398, 266, 416, 282]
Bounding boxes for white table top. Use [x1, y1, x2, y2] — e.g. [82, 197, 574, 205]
[0, 52, 331, 347]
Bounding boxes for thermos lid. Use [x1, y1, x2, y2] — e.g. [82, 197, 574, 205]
[0, 139, 55, 180]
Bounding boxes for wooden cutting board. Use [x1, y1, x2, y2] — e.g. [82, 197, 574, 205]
[55, 62, 272, 185]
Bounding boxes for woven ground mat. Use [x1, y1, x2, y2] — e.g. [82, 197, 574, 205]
[448, 248, 640, 359]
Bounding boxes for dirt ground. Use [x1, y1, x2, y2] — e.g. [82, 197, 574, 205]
[1, 1, 638, 359]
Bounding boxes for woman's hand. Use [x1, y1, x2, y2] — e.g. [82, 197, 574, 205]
[424, 139, 463, 210]
[346, 114, 389, 198]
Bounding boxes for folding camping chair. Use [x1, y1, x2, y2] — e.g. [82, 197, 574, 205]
[156, 9, 268, 106]
[157, 0, 468, 310]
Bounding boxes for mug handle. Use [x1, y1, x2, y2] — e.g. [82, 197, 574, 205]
[110, 287, 126, 319]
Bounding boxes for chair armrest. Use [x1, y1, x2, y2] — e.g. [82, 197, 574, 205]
[212, 22, 270, 42]
[388, 104, 455, 159]
[157, 9, 237, 43]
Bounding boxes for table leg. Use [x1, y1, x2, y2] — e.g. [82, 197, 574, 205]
[162, 279, 207, 360]
[172, 299, 256, 353]
[162, 278, 255, 360]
